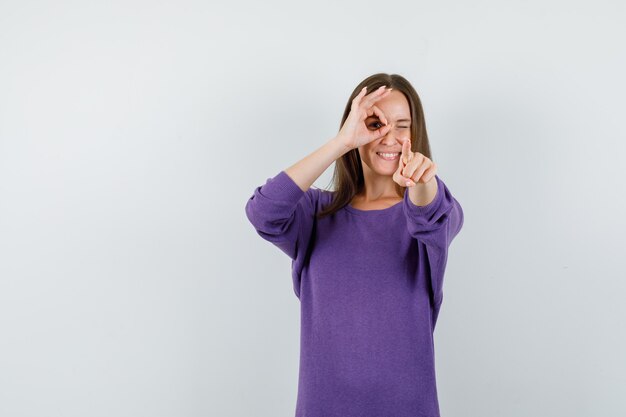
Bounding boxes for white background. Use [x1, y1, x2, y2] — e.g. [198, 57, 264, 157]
[1, 1, 625, 416]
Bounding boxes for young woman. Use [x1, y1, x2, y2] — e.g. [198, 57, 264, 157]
[245, 73, 464, 417]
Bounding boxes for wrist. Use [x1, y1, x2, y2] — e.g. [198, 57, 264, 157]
[329, 136, 353, 156]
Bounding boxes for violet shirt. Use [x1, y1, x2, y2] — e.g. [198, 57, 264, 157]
[245, 170, 464, 417]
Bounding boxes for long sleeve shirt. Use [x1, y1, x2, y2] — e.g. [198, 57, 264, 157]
[244, 170, 464, 417]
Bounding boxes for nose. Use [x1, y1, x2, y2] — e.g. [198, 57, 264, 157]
[380, 125, 402, 145]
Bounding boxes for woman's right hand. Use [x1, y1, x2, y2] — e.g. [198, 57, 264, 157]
[335, 85, 394, 151]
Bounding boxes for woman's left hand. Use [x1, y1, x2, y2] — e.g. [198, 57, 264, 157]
[393, 139, 438, 187]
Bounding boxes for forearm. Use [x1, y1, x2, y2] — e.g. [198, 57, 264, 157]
[284, 137, 350, 192]
[407, 176, 438, 207]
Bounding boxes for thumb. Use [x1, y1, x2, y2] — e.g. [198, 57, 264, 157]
[394, 154, 412, 187]
[372, 124, 392, 141]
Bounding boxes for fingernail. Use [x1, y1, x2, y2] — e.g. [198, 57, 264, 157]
[405, 180, 411, 186]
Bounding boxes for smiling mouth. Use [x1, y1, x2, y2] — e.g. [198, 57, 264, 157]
[376, 152, 400, 161]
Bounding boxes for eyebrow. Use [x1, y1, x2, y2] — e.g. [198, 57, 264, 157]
[367, 116, 411, 122]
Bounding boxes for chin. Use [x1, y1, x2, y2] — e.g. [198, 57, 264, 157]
[371, 165, 396, 177]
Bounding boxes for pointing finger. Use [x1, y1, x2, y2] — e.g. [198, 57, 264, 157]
[402, 139, 410, 165]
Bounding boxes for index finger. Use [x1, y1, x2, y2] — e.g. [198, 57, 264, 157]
[402, 139, 410, 165]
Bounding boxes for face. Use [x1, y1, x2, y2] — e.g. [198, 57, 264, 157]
[358, 90, 412, 177]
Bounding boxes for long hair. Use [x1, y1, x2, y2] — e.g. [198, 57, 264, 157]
[317, 73, 433, 219]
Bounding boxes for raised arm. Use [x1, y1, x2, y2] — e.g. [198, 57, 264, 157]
[284, 138, 349, 192]
[244, 137, 348, 260]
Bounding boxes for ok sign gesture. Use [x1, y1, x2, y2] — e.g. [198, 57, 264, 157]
[335, 85, 394, 151]
[393, 139, 438, 187]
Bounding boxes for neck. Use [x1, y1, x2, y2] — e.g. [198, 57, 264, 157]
[359, 165, 402, 201]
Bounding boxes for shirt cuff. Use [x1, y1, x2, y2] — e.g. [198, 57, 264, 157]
[402, 174, 444, 219]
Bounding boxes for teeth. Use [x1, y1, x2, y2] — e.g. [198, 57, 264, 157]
[377, 152, 399, 158]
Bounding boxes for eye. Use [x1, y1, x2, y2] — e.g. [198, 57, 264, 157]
[368, 121, 410, 129]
